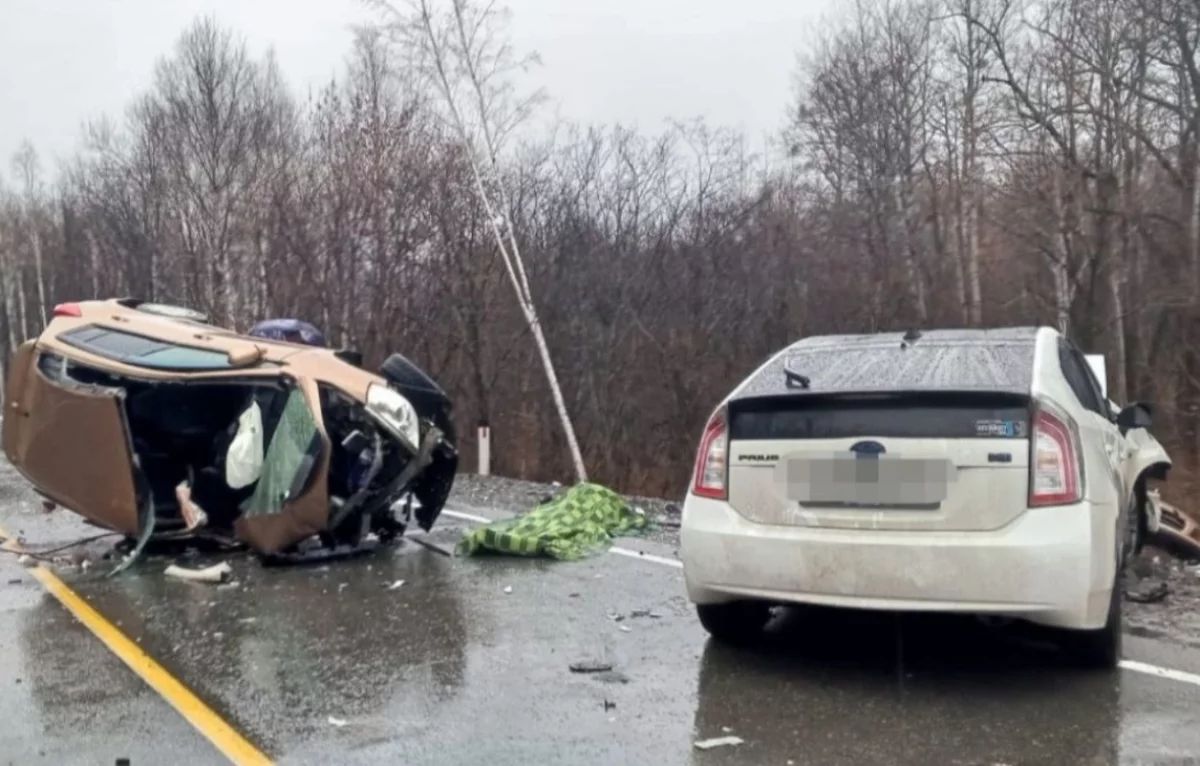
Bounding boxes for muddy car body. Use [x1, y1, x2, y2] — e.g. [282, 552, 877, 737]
[680, 327, 1174, 667]
[2, 299, 458, 558]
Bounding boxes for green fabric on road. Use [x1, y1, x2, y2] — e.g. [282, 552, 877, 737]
[455, 482, 649, 561]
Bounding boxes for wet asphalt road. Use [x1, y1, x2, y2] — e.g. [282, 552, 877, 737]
[5, 500, 1200, 765]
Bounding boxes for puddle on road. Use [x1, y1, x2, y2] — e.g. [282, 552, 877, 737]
[9, 535, 1200, 765]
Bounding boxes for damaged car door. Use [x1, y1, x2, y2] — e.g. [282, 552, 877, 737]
[3, 342, 142, 535]
[1085, 353, 1172, 549]
[234, 376, 334, 555]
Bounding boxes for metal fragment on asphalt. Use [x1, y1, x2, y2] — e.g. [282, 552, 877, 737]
[1126, 581, 1169, 603]
[164, 562, 232, 584]
[328, 716, 348, 727]
[569, 660, 614, 673]
[694, 736, 744, 750]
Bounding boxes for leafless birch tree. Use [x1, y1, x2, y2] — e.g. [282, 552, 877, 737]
[364, 0, 588, 482]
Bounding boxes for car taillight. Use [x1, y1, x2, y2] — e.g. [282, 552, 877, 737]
[1029, 399, 1083, 506]
[692, 408, 728, 499]
[52, 302, 82, 318]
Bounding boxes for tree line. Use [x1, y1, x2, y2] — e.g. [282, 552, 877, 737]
[2, 0, 1200, 501]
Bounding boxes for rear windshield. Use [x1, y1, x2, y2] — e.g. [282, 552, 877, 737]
[736, 331, 1037, 399]
[57, 325, 237, 371]
[728, 392, 1031, 441]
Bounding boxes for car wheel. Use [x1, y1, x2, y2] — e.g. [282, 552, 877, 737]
[696, 601, 773, 646]
[1059, 575, 1122, 670]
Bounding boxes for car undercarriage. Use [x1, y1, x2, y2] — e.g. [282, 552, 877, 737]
[32, 349, 457, 568]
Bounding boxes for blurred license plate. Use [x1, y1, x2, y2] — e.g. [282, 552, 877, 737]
[776, 454, 955, 507]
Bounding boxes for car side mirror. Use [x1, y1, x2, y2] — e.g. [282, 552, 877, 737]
[1116, 402, 1153, 433]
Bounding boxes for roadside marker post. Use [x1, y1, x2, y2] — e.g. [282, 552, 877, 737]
[478, 421, 491, 476]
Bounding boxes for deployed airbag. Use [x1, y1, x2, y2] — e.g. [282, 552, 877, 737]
[225, 401, 264, 490]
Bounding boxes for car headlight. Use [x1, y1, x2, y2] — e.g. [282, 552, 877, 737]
[366, 383, 420, 450]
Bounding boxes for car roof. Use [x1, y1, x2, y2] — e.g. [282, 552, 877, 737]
[64, 300, 319, 356]
[35, 299, 382, 396]
[732, 326, 1043, 400]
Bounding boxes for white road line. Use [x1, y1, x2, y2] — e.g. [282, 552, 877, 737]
[443, 508, 492, 525]
[441, 507, 1200, 689]
[1119, 660, 1200, 688]
[610, 546, 684, 569]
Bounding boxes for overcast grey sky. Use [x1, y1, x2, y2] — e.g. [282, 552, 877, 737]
[0, 0, 835, 176]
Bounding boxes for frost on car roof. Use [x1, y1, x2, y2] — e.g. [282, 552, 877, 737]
[734, 327, 1039, 399]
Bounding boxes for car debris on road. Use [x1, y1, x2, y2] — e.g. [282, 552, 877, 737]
[164, 562, 233, 584]
[1126, 581, 1170, 604]
[1147, 490, 1200, 561]
[694, 735, 744, 750]
[569, 660, 614, 674]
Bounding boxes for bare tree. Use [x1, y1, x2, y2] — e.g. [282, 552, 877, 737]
[17, 3, 1200, 504]
[141, 17, 291, 324]
[11, 142, 48, 330]
[365, 0, 588, 482]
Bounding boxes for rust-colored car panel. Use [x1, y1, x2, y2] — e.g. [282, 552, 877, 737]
[2, 299, 458, 560]
[234, 376, 334, 554]
[2, 340, 37, 461]
[4, 357, 140, 534]
[1153, 499, 1200, 561]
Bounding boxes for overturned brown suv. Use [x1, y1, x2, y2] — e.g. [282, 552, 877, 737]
[2, 299, 458, 563]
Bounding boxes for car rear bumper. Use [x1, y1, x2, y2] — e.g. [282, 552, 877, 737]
[679, 495, 1117, 630]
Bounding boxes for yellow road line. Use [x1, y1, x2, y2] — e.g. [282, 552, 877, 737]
[0, 523, 273, 766]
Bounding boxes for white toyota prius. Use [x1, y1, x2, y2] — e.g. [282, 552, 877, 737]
[679, 327, 1171, 668]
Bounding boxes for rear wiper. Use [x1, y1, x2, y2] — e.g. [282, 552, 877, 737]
[783, 359, 810, 390]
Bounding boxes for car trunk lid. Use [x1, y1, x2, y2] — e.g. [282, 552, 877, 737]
[725, 390, 1032, 532]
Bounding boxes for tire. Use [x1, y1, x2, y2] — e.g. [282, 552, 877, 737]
[696, 601, 773, 646]
[1059, 575, 1123, 670]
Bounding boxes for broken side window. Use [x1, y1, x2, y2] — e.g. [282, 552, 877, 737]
[240, 387, 321, 517]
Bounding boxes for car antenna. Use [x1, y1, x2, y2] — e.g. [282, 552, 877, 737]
[783, 359, 811, 390]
